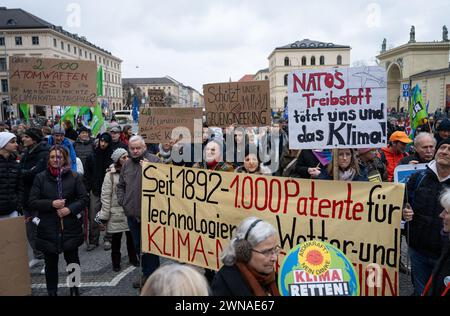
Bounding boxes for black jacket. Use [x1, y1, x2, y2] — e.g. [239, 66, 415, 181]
[20, 142, 50, 209]
[293, 150, 324, 179]
[211, 265, 254, 296]
[425, 240, 450, 296]
[0, 154, 23, 216]
[29, 169, 88, 254]
[65, 127, 79, 142]
[73, 138, 95, 169]
[406, 167, 449, 258]
[85, 147, 113, 195]
[398, 153, 430, 165]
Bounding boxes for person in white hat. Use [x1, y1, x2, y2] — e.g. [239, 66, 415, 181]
[0, 132, 22, 219]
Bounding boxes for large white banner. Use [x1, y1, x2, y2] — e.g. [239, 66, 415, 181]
[288, 66, 387, 149]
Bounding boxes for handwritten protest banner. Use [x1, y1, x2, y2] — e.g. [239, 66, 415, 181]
[148, 89, 166, 107]
[142, 163, 405, 296]
[9, 57, 97, 107]
[203, 80, 270, 128]
[288, 66, 387, 149]
[139, 107, 203, 143]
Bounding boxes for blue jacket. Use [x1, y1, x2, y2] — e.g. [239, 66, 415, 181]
[47, 137, 77, 172]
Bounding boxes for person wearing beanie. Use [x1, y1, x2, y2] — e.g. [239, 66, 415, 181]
[109, 126, 128, 152]
[356, 148, 388, 182]
[96, 148, 138, 272]
[434, 118, 450, 145]
[73, 125, 95, 171]
[48, 124, 77, 172]
[20, 128, 50, 267]
[402, 138, 450, 295]
[84, 132, 114, 251]
[380, 131, 413, 181]
[0, 132, 23, 219]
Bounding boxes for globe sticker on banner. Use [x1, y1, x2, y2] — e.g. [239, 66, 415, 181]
[278, 240, 360, 296]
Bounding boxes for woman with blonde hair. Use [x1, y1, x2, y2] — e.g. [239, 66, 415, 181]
[318, 148, 368, 181]
[140, 264, 210, 296]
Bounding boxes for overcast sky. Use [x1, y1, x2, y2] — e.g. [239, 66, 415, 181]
[4, 0, 449, 92]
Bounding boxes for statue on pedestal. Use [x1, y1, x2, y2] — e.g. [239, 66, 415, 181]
[443, 25, 448, 42]
[409, 26, 416, 43]
[382, 38, 386, 52]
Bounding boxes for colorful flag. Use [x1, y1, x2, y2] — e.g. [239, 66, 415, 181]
[19, 103, 30, 122]
[132, 95, 139, 123]
[409, 84, 428, 137]
[78, 106, 91, 117]
[61, 106, 76, 126]
[89, 103, 104, 136]
[312, 149, 332, 166]
[97, 66, 103, 97]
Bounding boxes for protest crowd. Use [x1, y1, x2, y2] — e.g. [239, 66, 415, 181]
[0, 103, 449, 297]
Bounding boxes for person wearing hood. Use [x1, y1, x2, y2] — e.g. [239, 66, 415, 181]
[96, 148, 138, 272]
[20, 128, 50, 267]
[73, 125, 95, 170]
[48, 125, 77, 172]
[85, 132, 113, 251]
[434, 118, 450, 145]
[117, 135, 161, 289]
[0, 132, 23, 219]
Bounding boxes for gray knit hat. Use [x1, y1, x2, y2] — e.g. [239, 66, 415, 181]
[52, 125, 65, 135]
[111, 148, 128, 163]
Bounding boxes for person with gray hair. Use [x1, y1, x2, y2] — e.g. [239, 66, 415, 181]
[140, 264, 210, 296]
[399, 132, 437, 165]
[211, 217, 281, 296]
[117, 134, 161, 289]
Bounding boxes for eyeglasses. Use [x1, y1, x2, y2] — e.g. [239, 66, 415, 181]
[252, 245, 281, 257]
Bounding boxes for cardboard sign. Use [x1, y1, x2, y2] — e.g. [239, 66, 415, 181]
[0, 216, 31, 296]
[138, 107, 203, 143]
[148, 89, 166, 107]
[141, 163, 405, 296]
[288, 66, 387, 149]
[204, 80, 270, 128]
[9, 56, 97, 106]
[394, 163, 427, 184]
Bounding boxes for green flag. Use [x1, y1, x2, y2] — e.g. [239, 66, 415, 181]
[97, 66, 103, 97]
[19, 104, 30, 122]
[409, 84, 428, 136]
[61, 106, 76, 127]
[78, 106, 91, 117]
[90, 103, 104, 136]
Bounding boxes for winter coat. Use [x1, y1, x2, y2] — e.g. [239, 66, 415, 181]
[117, 153, 161, 221]
[85, 147, 113, 196]
[47, 136, 77, 172]
[293, 150, 325, 179]
[380, 147, 407, 182]
[424, 241, 450, 296]
[110, 140, 128, 152]
[98, 165, 129, 233]
[398, 153, 431, 165]
[0, 154, 23, 216]
[65, 127, 79, 142]
[406, 165, 449, 259]
[212, 265, 254, 296]
[73, 138, 95, 169]
[192, 161, 235, 172]
[29, 169, 88, 254]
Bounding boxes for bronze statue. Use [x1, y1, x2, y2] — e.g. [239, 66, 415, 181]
[409, 26, 416, 43]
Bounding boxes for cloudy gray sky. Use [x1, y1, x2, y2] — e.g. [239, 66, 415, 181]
[4, 0, 449, 91]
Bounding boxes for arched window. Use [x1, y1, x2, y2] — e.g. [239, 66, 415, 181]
[320, 56, 325, 65]
[311, 56, 316, 66]
[284, 74, 288, 86]
[301, 56, 307, 66]
[337, 55, 342, 65]
[284, 57, 290, 66]
[265, 76, 268, 80]
[284, 96, 288, 107]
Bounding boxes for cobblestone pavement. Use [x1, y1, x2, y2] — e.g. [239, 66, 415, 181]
[28, 231, 414, 296]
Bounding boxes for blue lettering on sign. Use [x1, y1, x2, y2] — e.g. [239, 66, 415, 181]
[403, 84, 410, 91]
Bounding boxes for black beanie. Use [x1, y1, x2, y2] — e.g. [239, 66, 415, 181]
[436, 138, 450, 152]
[99, 132, 112, 145]
[78, 125, 91, 135]
[437, 119, 450, 132]
[24, 128, 43, 143]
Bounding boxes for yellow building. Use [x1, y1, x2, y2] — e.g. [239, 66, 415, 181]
[376, 26, 450, 113]
[0, 7, 123, 121]
[268, 39, 351, 111]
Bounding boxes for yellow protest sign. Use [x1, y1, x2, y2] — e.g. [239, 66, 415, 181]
[141, 163, 405, 296]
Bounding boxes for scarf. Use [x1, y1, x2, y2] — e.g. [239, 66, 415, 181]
[206, 160, 219, 170]
[132, 154, 144, 163]
[48, 166, 71, 177]
[339, 168, 356, 181]
[235, 262, 280, 296]
[158, 144, 172, 163]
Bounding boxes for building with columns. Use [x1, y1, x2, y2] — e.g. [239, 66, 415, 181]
[376, 26, 450, 113]
[0, 7, 123, 121]
[268, 39, 351, 111]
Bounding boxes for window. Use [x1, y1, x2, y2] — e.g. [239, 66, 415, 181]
[320, 56, 325, 65]
[32, 36, 39, 45]
[311, 56, 316, 66]
[265, 76, 268, 80]
[68, 44, 71, 52]
[284, 96, 288, 107]
[0, 37, 5, 46]
[1, 79, 8, 93]
[74, 46, 77, 54]
[337, 55, 342, 65]
[302, 56, 307, 66]
[79, 48, 83, 56]
[95, 55, 97, 62]
[0, 58, 6, 71]
[90, 53, 92, 59]
[53, 38, 57, 47]
[284, 74, 288, 86]
[84, 51, 87, 58]
[61, 41, 64, 50]
[15, 36, 22, 45]
[284, 57, 290, 66]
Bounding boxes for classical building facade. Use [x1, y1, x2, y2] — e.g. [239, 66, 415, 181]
[0, 7, 123, 121]
[122, 76, 203, 108]
[376, 26, 450, 113]
[254, 68, 269, 81]
[268, 39, 351, 110]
